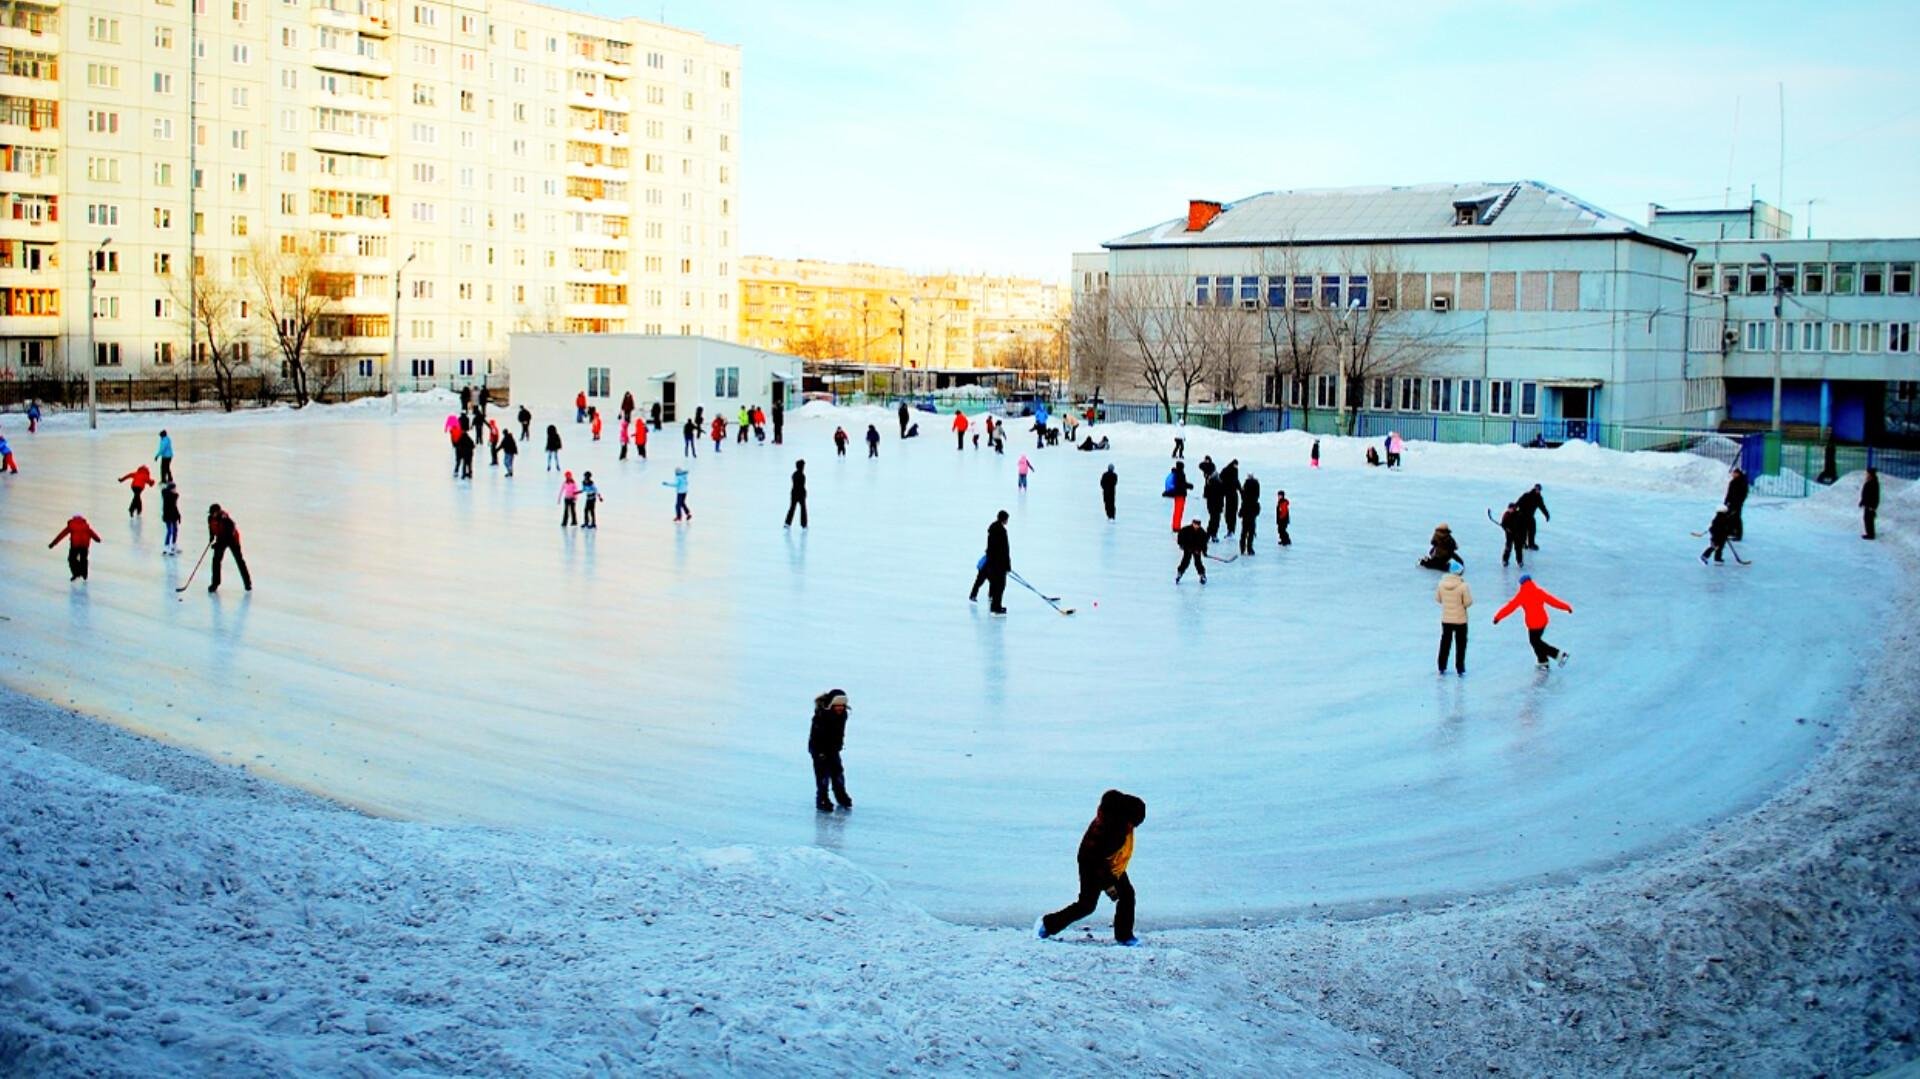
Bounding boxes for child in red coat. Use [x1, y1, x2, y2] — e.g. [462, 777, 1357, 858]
[49, 515, 104, 581]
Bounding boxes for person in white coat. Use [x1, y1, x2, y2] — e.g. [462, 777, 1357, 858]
[1435, 559, 1472, 675]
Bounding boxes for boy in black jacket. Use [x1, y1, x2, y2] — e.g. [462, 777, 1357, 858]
[1037, 789, 1148, 945]
[808, 689, 853, 812]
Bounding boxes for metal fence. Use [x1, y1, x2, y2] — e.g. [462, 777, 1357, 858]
[0, 373, 507, 413]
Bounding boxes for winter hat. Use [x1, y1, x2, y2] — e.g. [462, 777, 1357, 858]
[565, 471, 574, 480]
[1448, 560, 1464, 575]
[675, 466, 687, 475]
[1437, 523, 1450, 531]
[1717, 504, 1728, 513]
[1519, 574, 1533, 584]
[828, 693, 848, 708]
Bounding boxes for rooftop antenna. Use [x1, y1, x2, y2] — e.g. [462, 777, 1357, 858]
[1723, 95, 1740, 209]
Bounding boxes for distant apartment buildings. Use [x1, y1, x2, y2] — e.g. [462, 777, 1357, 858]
[0, 0, 737, 395]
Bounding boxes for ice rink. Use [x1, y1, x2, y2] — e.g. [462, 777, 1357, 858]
[0, 403, 1892, 924]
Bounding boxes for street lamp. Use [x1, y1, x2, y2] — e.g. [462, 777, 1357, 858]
[86, 236, 111, 430]
[391, 251, 416, 415]
[1336, 296, 1361, 435]
[888, 296, 908, 396]
[1761, 252, 1783, 432]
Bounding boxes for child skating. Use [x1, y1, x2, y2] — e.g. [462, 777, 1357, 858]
[1, 432, 19, 473]
[807, 689, 854, 812]
[544, 425, 562, 471]
[663, 467, 691, 521]
[1016, 454, 1035, 490]
[160, 482, 183, 553]
[558, 471, 580, 527]
[117, 464, 156, 516]
[580, 471, 603, 529]
[48, 515, 104, 582]
[1035, 789, 1148, 945]
[1492, 574, 1573, 670]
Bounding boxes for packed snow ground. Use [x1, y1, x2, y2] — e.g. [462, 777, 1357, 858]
[0, 400, 1893, 928]
[2, 397, 1915, 1075]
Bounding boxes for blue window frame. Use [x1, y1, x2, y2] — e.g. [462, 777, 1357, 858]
[1348, 275, 1369, 308]
[1320, 275, 1342, 308]
[1194, 276, 1210, 306]
[1292, 276, 1313, 307]
[1266, 276, 1286, 306]
[1214, 275, 1233, 307]
[1239, 276, 1259, 305]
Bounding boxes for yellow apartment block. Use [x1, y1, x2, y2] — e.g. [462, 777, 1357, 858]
[738, 256, 1066, 371]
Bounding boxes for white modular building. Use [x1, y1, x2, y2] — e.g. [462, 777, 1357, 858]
[507, 332, 799, 424]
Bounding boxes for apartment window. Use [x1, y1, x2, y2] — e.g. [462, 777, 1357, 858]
[1745, 264, 1768, 294]
[1320, 275, 1343, 309]
[279, 192, 299, 214]
[1832, 263, 1856, 295]
[85, 157, 121, 183]
[86, 110, 121, 135]
[153, 253, 172, 275]
[231, 0, 248, 20]
[1312, 374, 1337, 410]
[154, 341, 175, 365]
[153, 162, 173, 186]
[86, 203, 119, 226]
[153, 72, 174, 94]
[1396, 377, 1423, 412]
[231, 44, 250, 64]
[1894, 263, 1915, 295]
[1720, 265, 1742, 294]
[413, 83, 435, 106]
[230, 130, 248, 149]
[1857, 322, 1882, 352]
[1800, 321, 1824, 352]
[410, 358, 435, 377]
[1742, 320, 1770, 351]
[358, 359, 375, 378]
[1693, 263, 1713, 292]
[1488, 379, 1514, 416]
[231, 87, 249, 107]
[413, 4, 436, 26]
[1349, 275, 1370, 309]
[1456, 377, 1482, 414]
[1891, 323, 1913, 354]
[714, 365, 740, 398]
[153, 297, 174, 319]
[231, 172, 248, 192]
[91, 248, 119, 273]
[232, 213, 248, 235]
[1831, 322, 1852, 352]
[1803, 263, 1826, 294]
[155, 26, 175, 48]
[94, 342, 123, 366]
[1519, 381, 1539, 417]
[154, 208, 172, 229]
[1427, 377, 1452, 413]
[1862, 264, 1886, 295]
[584, 366, 610, 397]
[1772, 263, 1796, 293]
[88, 15, 122, 42]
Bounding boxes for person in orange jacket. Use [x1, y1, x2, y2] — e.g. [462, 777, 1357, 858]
[1492, 573, 1572, 669]
[117, 464, 156, 516]
[951, 409, 968, 450]
[1036, 789, 1148, 946]
[589, 407, 603, 441]
[49, 514, 104, 581]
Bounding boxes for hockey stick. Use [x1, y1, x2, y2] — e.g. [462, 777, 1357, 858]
[1725, 540, 1751, 566]
[1008, 570, 1074, 615]
[1203, 552, 1238, 564]
[1488, 508, 1501, 527]
[175, 541, 212, 593]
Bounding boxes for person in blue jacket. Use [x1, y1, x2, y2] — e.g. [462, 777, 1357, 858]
[662, 466, 691, 521]
[154, 430, 175, 483]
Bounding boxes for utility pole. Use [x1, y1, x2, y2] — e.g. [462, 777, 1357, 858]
[186, 0, 199, 407]
[391, 252, 416, 414]
[1761, 252, 1783, 431]
[87, 237, 110, 429]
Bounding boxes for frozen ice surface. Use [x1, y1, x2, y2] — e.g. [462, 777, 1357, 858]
[0, 403, 1892, 925]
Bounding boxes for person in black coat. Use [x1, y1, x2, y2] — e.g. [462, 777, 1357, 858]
[1238, 474, 1260, 555]
[1037, 789, 1147, 944]
[1218, 460, 1240, 537]
[1499, 503, 1527, 567]
[1203, 473, 1225, 542]
[808, 689, 853, 812]
[1515, 484, 1550, 550]
[785, 460, 808, 529]
[772, 398, 784, 444]
[866, 424, 881, 458]
[517, 404, 532, 441]
[455, 430, 475, 479]
[1176, 519, 1209, 583]
[682, 417, 698, 458]
[1724, 467, 1749, 541]
[1099, 465, 1118, 521]
[1701, 505, 1735, 564]
[969, 510, 1011, 613]
[1861, 467, 1880, 540]
[650, 400, 663, 431]
[897, 400, 910, 438]
[499, 430, 518, 476]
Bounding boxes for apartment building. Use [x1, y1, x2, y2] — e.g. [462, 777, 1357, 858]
[0, 0, 737, 397]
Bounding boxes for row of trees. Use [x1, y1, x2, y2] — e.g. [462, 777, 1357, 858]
[1070, 252, 1447, 430]
[166, 235, 348, 411]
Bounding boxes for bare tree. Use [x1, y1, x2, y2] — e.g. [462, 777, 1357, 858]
[170, 271, 251, 412]
[1108, 274, 1209, 421]
[245, 237, 339, 407]
[1312, 250, 1445, 433]
[1197, 302, 1260, 408]
[786, 326, 850, 362]
[1255, 246, 1330, 425]
[1068, 289, 1117, 401]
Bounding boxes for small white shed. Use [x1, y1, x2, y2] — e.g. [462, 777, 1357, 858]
[508, 334, 804, 424]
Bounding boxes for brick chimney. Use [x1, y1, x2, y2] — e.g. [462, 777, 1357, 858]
[1186, 200, 1224, 232]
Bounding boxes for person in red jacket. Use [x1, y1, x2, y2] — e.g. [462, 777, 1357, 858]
[951, 409, 968, 450]
[48, 515, 104, 581]
[1492, 574, 1571, 669]
[206, 503, 252, 593]
[575, 390, 588, 423]
[117, 464, 156, 516]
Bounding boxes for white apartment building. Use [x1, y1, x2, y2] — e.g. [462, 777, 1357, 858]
[0, 0, 738, 398]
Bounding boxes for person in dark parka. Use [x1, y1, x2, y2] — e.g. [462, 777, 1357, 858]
[1701, 504, 1735, 564]
[1499, 502, 1527, 567]
[1218, 459, 1240, 537]
[1861, 467, 1880, 540]
[807, 689, 853, 811]
[1420, 523, 1460, 571]
[785, 460, 808, 529]
[969, 510, 1011, 613]
[1036, 789, 1148, 945]
[1099, 465, 1118, 521]
[1515, 483, 1550, 550]
[1202, 472, 1225, 542]
[1724, 467, 1749, 541]
[1237, 473, 1260, 555]
[1176, 518, 1209, 584]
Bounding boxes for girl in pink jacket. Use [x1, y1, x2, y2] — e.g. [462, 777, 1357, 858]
[558, 471, 580, 527]
[1017, 454, 1036, 490]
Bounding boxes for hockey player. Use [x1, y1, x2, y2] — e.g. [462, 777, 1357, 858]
[1202, 471, 1224, 542]
[1492, 574, 1571, 669]
[48, 515, 103, 581]
[1238, 473, 1260, 555]
[1724, 467, 1749, 541]
[1516, 483, 1550, 550]
[808, 689, 854, 812]
[117, 464, 156, 516]
[1035, 789, 1147, 946]
[1701, 504, 1735, 564]
[1499, 502, 1527, 567]
[968, 510, 1011, 614]
[1175, 518, 1209, 584]
[1274, 490, 1292, 547]
[205, 504, 252, 593]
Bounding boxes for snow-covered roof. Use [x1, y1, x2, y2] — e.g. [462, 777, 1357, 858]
[1105, 181, 1691, 252]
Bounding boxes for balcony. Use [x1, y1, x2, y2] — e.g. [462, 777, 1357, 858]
[311, 6, 391, 38]
[567, 126, 628, 148]
[0, 312, 59, 336]
[309, 129, 390, 158]
[0, 26, 59, 52]
[566, 89, 630, 113]
[310, 47, 391, 79]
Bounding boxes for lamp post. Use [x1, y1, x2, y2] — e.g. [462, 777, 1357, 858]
[87, 237, 111, 430]
[1336, 297, 1360, 435]
[1761, 252, 1783, 432]
[391, 251, 415, 414]
[888, 296, 908, 396]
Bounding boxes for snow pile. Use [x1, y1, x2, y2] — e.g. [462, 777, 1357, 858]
[0, 694, 1392, 1076]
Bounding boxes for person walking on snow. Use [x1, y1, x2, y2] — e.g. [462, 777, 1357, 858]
[500, 430, 518, 477]
[1435, 559, 1472, 675]
[205, 504, 252, 593]
[1163, 462, 1192, 533]
[580, 472, 603, 529]
[1100, 465, 1118, 521]
[1724, 466, 1749, 541]
[1219, 460, 1241, 537]
[786, 460, 808, 529]
[1700, 504, 1735, 564]
[898, 400, 910, 438]
[969, 510, 1011, 614]
[833, 426, 849, 456]
[808, 689, 854, 812]
[1499, 502, 1527, 567]
[517, 405, 533, 442]
[1310, 438, 1321, 470]
[772, 398, 784, 444]
[118, 464, 156, 516]
[455, 429, 475, 479]
[1175, 518, 1210, 584]
[0, 432, 15, 474]
[590, 408, 603, 442]
[1017, 454, 1035, 490]
[1516, 484, 1550, 550]
[487, 418, 501, 466]
[1275, 490, 1292, 546]
[48, 515, 104, 581]
[1036, 789, 1147, 946]
[663, 467, 691, 521]
[159, 482, 183, 553]
[620, 390, 635, 427]
[952, 409, 969, 450]
[544, 425, 562, 471]
[1238, 473, 1260, 555]
[1493, 574, 1571, 669]
[557, 471, 580, 527]
[154, 430, 176, 483]
[1861, 467, 1880, 540]
[650, 400, 663, 432]
[1172, 420, 1185, 460]
[1387, 431, 1405, 469]
[866, 424, 881, 458]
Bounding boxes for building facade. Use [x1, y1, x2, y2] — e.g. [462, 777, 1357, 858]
[1074, 183, 1728, 439]
[736, 255, 1065, 372]
[1648, 203, 1920, 442]
[508, 331, 798, 423]
[0, 0, 737, 399]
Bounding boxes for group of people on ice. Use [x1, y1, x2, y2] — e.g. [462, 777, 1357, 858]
[45, 428, 251, 592]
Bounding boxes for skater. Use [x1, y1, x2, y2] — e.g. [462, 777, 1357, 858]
[590, 407, 603, 442]
[1700, 504, 1734, 564]
[500, 430, 518, 476]
[620, 390, 635, 426]
[737, 405, 751, 444]
[205, 503, 252, 593]
[459, 386, 473, 411]
[544, 425, 562, 471]
[1197, 455, 1216, 485]
[1036, 789, 1147, 945]
[1017, 454, 1035, 490]
[631, 418, 647, 459]
[557, 471, 580, 527]
[455, 428, 475, 479]
[26, 400, 39, 433]
[753, 404, 767, 442]
[711, 414, 726, 452]
[0, 432, 13, 473]
[445, 414, 464, 474]
[1100, 464, 1118, 521]
[1499, 502, 1527, 567]
[663, 467, 691, 521]
[1310, 438, 1321, 469]
[1515, 483, 1550, 549]
[48, 514, 104, 581]
[1077, 435, 1110, 451]
[771, 397, 784, 444]
[1724, 467, 1749, 541]
[865, 424, 880, 458]
[518, 404, 532, 442]
[1419, 523, 1460, 571]
[1219, 459, 1241, 536]
[1238, 473, 1260, 555]
[898, 400, 910, 438]
[1493, 574, 1572, 669]
[160, 482, 182, 552]
[968, 510, 1011, 614]
[618, 415, 631, 460]
[487, 418, 501, 466]
[1435, 559, 1472, 675]
[808, 689, 854, 812]
[1387, 431, 1405, 469]
[682, 417, 699, 458]
[1175, 518, 1209, 583]
[833, 427, 849, 456]
[1202, 469, 1224, 542]
[785, 460, 808, 529]
[694, 406, 705, 434]
[580, 471, 602, 528]
[154, 430, 175, 483]
[1163, 462, 1192, 533]
[1274, 490, 1292, 546]
[650, 400, 663, 432]
[117, 464, 156, 516]
[1861, 467, 1880, 539]
[1032, 416, 1047, 450]
[575, 390, 588, 423]
[1172, 421, 1185, 460]
[952, 409, 969, 450]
